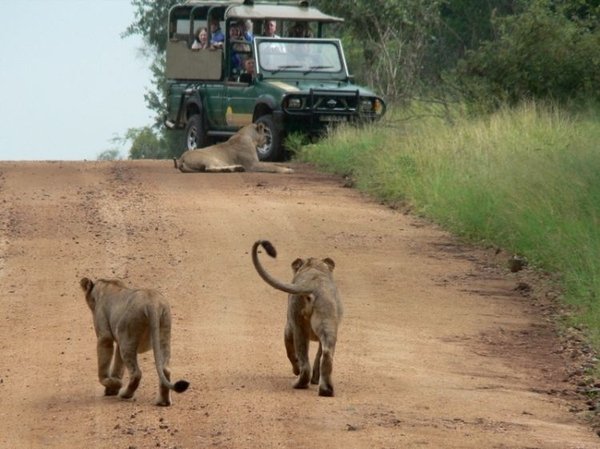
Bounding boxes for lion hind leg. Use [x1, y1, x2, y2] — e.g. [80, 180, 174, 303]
[318, 348, 334, 397]
[156, 366, 172, 406]
[311, 342, 322, 385]
[97, 338, 122, 396]
[118, 345, 142, 400]
[105, 345, 125, 395]
[292, 328, 311, 389]
[205, 164, 245, 173]
[317, 336, 336, 397]
[177, 162, 203, 173]
[284, 324, 299, 375]
[250, 162, 293, 173]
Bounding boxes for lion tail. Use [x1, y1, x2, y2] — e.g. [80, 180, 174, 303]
[148, 305, 190, 394]
[252, 240, 312, 295]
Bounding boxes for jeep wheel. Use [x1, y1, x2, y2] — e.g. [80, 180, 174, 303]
[184, 113, 208, 151]
[255, 115, 282, 161]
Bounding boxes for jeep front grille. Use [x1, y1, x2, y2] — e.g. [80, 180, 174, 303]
[309, 89, 359, 113]
[283, 89, 360, 115]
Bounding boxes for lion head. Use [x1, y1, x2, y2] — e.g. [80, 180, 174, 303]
[238, 123, 267, 148]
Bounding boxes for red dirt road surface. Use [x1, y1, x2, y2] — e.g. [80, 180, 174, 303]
[0, 160, 599, 448]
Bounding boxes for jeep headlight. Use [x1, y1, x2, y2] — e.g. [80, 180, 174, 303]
[360, 99, 374, 112]
[373, 98, 384, 115]
[287, 98, 302, 109]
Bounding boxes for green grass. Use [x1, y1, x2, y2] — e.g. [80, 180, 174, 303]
[295, 103, 600, 346]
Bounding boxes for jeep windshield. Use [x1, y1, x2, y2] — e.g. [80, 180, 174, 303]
[256, 38, 345, 78]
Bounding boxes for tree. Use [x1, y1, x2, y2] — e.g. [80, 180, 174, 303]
[432, 0, 518, 71]
[452, 0, 600, 110]
[123, 0, 177, 53]
[111, 127, 169, 160]
[314, 0, 443, 101]
[128, 127, 169, 159]
[123, 0, 178, 124]
[123, 0, 179, 157]
[312, 0, 518, 102]
[97, 149, 122, 161]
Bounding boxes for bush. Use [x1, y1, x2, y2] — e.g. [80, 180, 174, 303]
[453, 1, 600, 111]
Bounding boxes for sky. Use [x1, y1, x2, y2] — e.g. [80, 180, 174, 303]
[0, 0, 153, 160]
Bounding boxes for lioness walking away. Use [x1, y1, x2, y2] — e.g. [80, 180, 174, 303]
[252, 240, 342, 396]
[80, 277, 189, 406]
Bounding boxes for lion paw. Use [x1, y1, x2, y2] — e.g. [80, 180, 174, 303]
[118, 389, 135, 400]
[155, 398, 172, 407]
[102, 377, 122, 396]
[318, 383, 334, 397]
[104, 386, 120, 396]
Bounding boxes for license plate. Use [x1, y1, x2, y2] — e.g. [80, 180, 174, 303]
[319, 115, 347, 122]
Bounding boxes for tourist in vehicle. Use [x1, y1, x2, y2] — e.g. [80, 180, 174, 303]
[229, 22, 249, 73]
[191, 27, 209, 50]
[243, 19, 254, 41]
[261, 19, 286, 55]
[210, 17, 225, 48]
[239, 57, 255, 83]
[263, 20, 280, 38]
[288, 21, 313, 38]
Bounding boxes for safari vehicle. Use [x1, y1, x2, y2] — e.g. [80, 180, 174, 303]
[165, 0, 386, 160]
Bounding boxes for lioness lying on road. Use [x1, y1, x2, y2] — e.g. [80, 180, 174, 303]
[173, 123, 293, 173]
[252, 240, 343, 397]
[80, 277, 189, 406]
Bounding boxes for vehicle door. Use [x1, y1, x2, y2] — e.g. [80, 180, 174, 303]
[224, 80, 255, 129]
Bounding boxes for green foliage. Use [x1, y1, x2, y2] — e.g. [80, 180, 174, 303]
[96, 149, 122, 161]
[123, 0, 177, 127]
[434, 0, 518, 68]
[314, 0, 443, 100]
[123, 0, 179, 154]
[297, 102, 600, 345]
[114, 126, 170, 159]
[453, 0, 600, 110]
[559, 0, 600, 28]
[283, 132, 311, 157]
[123, 0, 178, 53]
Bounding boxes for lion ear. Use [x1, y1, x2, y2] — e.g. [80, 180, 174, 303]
[80, 277, 96, 311]
[80, 277, 94, 293]
[256, 122, 265, 133]
[291, 258, 304, 273]
[323, 258, 335, 271]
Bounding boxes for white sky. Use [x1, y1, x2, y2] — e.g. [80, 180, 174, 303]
[0, 0, 153, 160]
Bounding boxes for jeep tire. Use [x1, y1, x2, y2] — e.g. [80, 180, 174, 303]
[184, 113, 208, 151]
[255, 114, 283, 161]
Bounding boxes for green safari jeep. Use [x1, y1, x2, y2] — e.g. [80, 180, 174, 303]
[164, 0, 386, 160]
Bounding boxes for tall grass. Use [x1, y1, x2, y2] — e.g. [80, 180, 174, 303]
[296, 103, 600, 346]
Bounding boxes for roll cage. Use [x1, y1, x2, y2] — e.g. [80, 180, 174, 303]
[166, 0, 343, 81]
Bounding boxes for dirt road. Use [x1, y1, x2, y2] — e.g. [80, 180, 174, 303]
[0, 160, 598, 449]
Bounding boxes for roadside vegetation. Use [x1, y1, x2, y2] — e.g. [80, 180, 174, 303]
[294, 102, 600, 346]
